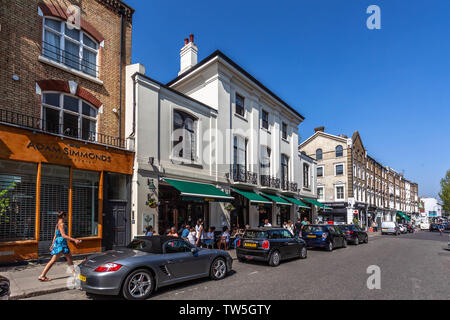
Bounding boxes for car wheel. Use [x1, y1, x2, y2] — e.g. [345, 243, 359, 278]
[354, 237, 359, 245]
[299, 246, 307, 259]
[326, 241, 334, 252]
[269, 250, 281, 267]
[342, 239, 347, 248]
[122, 269, 154, 300]
[364, 235, 369, 243]
[210, 257, 228, 280]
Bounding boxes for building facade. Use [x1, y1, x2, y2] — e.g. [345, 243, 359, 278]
[299, 127, 419, 226]
[125, 36, 313, 236]
[421, 197, 443, 222]
[0, 0, 134, 263]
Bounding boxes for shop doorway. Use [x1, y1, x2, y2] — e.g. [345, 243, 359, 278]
[278, 206, 290, 226]
[258, 206, 272, 227]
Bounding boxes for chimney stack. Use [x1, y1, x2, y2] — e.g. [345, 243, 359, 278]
[179, 33, 198, 75]
[314, 126, 325, 133]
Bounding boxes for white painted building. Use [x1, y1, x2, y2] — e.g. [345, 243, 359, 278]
[421, 197, 443, 221]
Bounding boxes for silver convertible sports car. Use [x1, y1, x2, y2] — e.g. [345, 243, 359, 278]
[77, 236, 233, 300]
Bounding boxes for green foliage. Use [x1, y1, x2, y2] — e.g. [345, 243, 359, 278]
[352, 216, 359, 226]
[0, 182, 17, 224]
[439, 170, 450, 214]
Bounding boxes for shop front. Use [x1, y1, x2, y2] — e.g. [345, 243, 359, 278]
[0, 124, 134, 263]
[230, 188, 272, 228]
[302, 198, 332, 224]
[282, 196, 310, 223]
[260, 192, 292, 227]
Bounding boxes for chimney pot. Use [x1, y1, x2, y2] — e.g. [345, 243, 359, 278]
[184, 38, 189, 45]
[314, 126, 325, 133]
[189, 34, 194, 43]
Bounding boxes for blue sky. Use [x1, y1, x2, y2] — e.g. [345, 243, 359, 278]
[126, 0, 450, 198]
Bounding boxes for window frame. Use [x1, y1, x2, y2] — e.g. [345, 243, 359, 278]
[261, 110, 269, 130]
[42, 17, 100, 78]
[335, 185, 345, 200]
[335, 145, 343, 157]
[235, 93, 245, 117]
[334, 163, 344, 176]
[317, 165, 324, 177]
[317, 186, 325, 201]
[303, 163, 310, 189]
[316, 148, 323, 161]
[172, 109, 199, 162]
[281, 122, 288, 140]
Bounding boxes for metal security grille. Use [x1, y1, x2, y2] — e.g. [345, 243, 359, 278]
[0, 171, 36, 242]
[72, 179, 99, 238]
[39, 169, 69, 254]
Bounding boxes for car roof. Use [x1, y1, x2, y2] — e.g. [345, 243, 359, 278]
[133, 235, 180, 253]
[245, 227, 285, 232]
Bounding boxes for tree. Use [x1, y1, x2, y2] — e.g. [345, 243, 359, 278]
[439, 170, 450, 214]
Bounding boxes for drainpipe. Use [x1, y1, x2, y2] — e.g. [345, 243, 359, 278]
[118, 7, 126, 142]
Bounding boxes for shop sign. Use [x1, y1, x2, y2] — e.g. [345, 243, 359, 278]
[142, 213, 155, 232]
[353, 210, 359, 215]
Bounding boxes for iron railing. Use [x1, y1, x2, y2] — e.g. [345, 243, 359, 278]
[0, 108, 125, 148]
[42, 41, 99, 78]
[232, 164, 258, 185]
[260, 175, 280, 189]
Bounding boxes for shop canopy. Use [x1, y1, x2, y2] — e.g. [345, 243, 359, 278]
[231, 188, 272, 205]
[260, 192, 292, 206]
[163, 178, 234, 202]
[302, 198, 332, 210]
[397, 211, 411, 221]
[282, 196, 310, 209]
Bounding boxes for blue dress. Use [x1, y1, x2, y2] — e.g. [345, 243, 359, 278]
[51, 226, 70, 255]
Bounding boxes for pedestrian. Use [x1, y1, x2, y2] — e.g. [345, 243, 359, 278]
[38, 211, 81, 282]
[167, 226, 179, 237]
[195, 219, 205, 247]
[245, 224, 250, 230]
[287, 220, 294, 235]
[181, 224, 190, 240]
[264, 219, 272, 227]
[438, 223, 444, 236]
[294, 218, 302, 237]
[187, 226, 197, 245]
[218, 226, 230, 250]
[282, 221, 288, 229]
[145, 225, 153, 237]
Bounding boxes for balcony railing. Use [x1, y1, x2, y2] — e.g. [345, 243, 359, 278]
[260, 175, 280, 189]
[280, 180, 298, 192]
[42, 41, 99, 78]
[232, 164, 257, 185]
[0, 108, 125, 149]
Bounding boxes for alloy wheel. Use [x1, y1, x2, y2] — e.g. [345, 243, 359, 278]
[128, 272, 152, 299]
[212, 258, 227, 279]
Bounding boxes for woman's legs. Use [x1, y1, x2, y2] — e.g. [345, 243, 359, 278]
[64, 253, 75, 273]
[40, 253, 61, 279]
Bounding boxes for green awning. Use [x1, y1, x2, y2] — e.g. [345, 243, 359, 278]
[231, 188, 272, 205]
[397, 211, 411, 221]
[302, 198, 332, 210]
[260, 192, 292, 206]
[163, 178, 234, 201]
[282, 196, 310, 209]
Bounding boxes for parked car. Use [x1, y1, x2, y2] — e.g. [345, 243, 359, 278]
[429, 223, 440, 232]
[398, 224, 407, 234]
[236, 228, 307, 267]
[381, 221, 400, 236]
[0, 275, 10, 300]
[301, 225, 347, 251]
[404, 224, 414, 233]
[420, 222, 430, 230]
[78, 236, 232, 300]
[337, 224, 368, 245]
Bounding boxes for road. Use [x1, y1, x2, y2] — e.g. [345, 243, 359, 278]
[26, 231, 450, 300]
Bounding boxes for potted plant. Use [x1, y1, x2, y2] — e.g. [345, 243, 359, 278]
[224, 203, 235, 212]
[145, 197, 159, 209]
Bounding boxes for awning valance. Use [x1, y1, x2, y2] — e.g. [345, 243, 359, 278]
[163, 178, 234, 201]
[231, 188, 272, 205]
[260, 192, 292, 206]
[282, 196, 310, 209]
[397, 211, 411, 221]
[302, 198, 332, 210]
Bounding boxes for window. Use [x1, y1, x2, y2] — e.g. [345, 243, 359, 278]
[233, 136, 248, 180]
[42, 18, 99, 78]
[317, 166, 324, 177]
[316, 149, 323, 160]
[281, 155, 289, 185]
[303, 163, 310, 189]
[336, 186, 345, 200]
[235, 93, 245, 117]
[317, 187, 324, 200]
[336, 145, 343, 157]
[282, 122, 288, 140]
[106, 173, 127, 201]
[261, 110, 269, 130]
[42, 92, 98, 140]
[164, 240, 192, 253]
[72, 170, 99, 238]
[335, 164, 344, 176]
[173, 110, 197, 161]
[260, 146, 271, 176]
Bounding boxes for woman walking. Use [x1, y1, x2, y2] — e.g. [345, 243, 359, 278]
[38, 211, 81, 281]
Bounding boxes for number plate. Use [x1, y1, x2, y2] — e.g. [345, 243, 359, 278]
[78, 274, 86, 282]
[307, 235, 316, 238]
[244, 242, 257, 248]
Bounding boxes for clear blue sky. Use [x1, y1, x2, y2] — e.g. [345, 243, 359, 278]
[126, 0, 450, 198]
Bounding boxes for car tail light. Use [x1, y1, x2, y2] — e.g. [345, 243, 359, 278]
[262, 240, 270, 250]
[346, 231, 354, 234]
[237, 239, 241, 247]
[94, 263, 123, 272]
[322, 233, 328, 239]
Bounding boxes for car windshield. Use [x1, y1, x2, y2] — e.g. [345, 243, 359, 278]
[303, 226, 325, 233]
[126, 239, 150, 251]
[244, 230, 267, 239]
[339, 225, 350, 231]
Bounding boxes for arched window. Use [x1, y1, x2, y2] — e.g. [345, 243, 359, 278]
[42, 92, 97, 141]
[316, 148, 323, 160]
[336, 145, 343, 157]
[42, 17, 99, 78]
[173, 110, 197, 160]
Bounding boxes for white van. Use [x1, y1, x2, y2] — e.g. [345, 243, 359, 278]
[381, 221, 400, 236]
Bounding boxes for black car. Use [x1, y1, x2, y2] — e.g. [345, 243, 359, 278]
[0, 275, 10, 300]
[430, 223, 440, 232]
[337, 224, 368, 245]
[236, 228, 307, 267]
[301, 224, 347, 251]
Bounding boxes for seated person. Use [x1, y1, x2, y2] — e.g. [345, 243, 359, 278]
[167, 226, 179, 237]
[203, 227, 216, 248]
[218, 226, 230, 250]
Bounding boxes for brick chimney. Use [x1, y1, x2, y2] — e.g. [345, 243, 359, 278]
[179, 33, 198, 75]
[314, 126, 325, 133]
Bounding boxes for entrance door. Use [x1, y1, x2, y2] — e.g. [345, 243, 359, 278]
[103, 201, 128, 250]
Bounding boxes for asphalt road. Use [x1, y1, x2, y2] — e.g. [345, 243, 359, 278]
[26, 231, 450, 300]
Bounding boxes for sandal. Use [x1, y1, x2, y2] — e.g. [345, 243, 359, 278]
[38, 276, 51, 282]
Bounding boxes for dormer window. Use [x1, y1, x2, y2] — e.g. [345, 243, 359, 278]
[42, 17, 99, 78]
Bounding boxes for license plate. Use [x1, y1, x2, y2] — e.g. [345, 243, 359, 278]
[244, 242, 257, 248]
[307, 235, 316, 238]
[78, 274, 86, 282]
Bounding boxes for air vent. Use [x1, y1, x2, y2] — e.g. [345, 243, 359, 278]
[159, 265, 170, 276]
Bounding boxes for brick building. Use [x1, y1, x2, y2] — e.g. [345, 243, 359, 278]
[0, 0, 135, 263]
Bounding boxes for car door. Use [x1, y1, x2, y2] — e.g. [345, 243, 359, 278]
[281, 229, 298, 258]
[329, 226, 342, 247]
[163, 239, 207, 280]
[269, 230, 287, 258]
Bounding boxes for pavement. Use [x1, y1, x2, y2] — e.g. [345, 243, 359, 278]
[1, 231, 385, 300]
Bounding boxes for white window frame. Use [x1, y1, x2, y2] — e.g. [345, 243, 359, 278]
[171, 109, 199, 162]
[317, 186, 325, 201]
[303, 163, 310, 189]
[334, 163, 345, 176]
[42, 17, 99, 79]
[335, 184, 345, 201]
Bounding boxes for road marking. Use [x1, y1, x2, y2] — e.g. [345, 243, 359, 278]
[249, 271, 258, 275]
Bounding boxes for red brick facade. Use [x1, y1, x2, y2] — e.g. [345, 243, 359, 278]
[0, 0, 133, 140]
